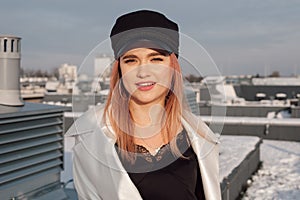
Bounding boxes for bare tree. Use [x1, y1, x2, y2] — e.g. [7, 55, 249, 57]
[185, 74, 203, 82]
[269, 71, 280, 77]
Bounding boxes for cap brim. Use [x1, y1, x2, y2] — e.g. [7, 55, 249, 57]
[117, 38, 172, 58]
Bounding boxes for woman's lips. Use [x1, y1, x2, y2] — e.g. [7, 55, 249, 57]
[135, 81, 156, 91]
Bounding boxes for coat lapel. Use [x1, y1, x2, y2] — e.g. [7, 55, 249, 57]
[181, 115, 221, 200]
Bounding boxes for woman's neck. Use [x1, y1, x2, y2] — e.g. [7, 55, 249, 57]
[129, 101, 167, 141]
[129, 102, 166, 126]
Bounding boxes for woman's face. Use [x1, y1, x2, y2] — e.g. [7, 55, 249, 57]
[119, 48, 172, 106]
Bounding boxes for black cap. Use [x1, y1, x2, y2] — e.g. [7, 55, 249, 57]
[110, 10, 179, 58]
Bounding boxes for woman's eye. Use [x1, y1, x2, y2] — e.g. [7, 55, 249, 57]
[124, 59, 136, 64]
[151, 57, 164, 62]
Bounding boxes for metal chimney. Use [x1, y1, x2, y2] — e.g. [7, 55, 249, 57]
[0, 35, 24, 106]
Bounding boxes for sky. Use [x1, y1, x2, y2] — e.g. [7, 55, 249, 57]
[1, 0, 300, 76]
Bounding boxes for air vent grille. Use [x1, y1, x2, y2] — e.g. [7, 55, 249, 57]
[0, 110, 65, 199]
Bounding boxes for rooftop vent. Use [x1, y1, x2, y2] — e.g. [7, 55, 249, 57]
[0, 35, 24, 106]
[0, 103, 68, 199]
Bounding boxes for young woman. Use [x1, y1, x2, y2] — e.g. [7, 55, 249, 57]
[67, 10, 221, 200]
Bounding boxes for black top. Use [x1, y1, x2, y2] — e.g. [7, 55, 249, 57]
[115, 129, 206, 200]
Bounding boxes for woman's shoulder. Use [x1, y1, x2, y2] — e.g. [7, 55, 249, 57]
[181, 110, 220, 145]
[65, 104, 105, 137]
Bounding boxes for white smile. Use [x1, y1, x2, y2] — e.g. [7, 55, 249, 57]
[136, 82, 156, 87]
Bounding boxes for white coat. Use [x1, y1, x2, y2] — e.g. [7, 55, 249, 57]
[66, 105, 221, 200]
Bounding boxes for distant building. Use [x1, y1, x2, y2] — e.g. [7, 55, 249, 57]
[94, 54, 113, 78]
[252, 77, 300, 86]
[92, 54, 113, 92]
[59, 63, 77, 82]
[44, 64, 78, 95]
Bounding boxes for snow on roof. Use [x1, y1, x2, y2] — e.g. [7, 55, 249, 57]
[242, 139, 300, 199]
[219, 135, 260, 181]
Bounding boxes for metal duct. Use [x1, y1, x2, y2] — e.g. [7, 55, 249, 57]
[0, 35, 24, 106]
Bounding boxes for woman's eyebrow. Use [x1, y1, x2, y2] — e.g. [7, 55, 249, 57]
[148, 52, 167, 57]
[121, 55, 137, 60]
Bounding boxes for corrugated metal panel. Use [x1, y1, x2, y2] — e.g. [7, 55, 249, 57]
[0, 109, 66, 200]
[0, 113, 63, 124]
[0, 116, 63, 134]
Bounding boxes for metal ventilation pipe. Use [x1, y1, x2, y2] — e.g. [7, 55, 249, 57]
[0, 35, 24, 106]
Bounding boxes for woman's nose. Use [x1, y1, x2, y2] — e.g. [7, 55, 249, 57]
[136, 64, 150, 78]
